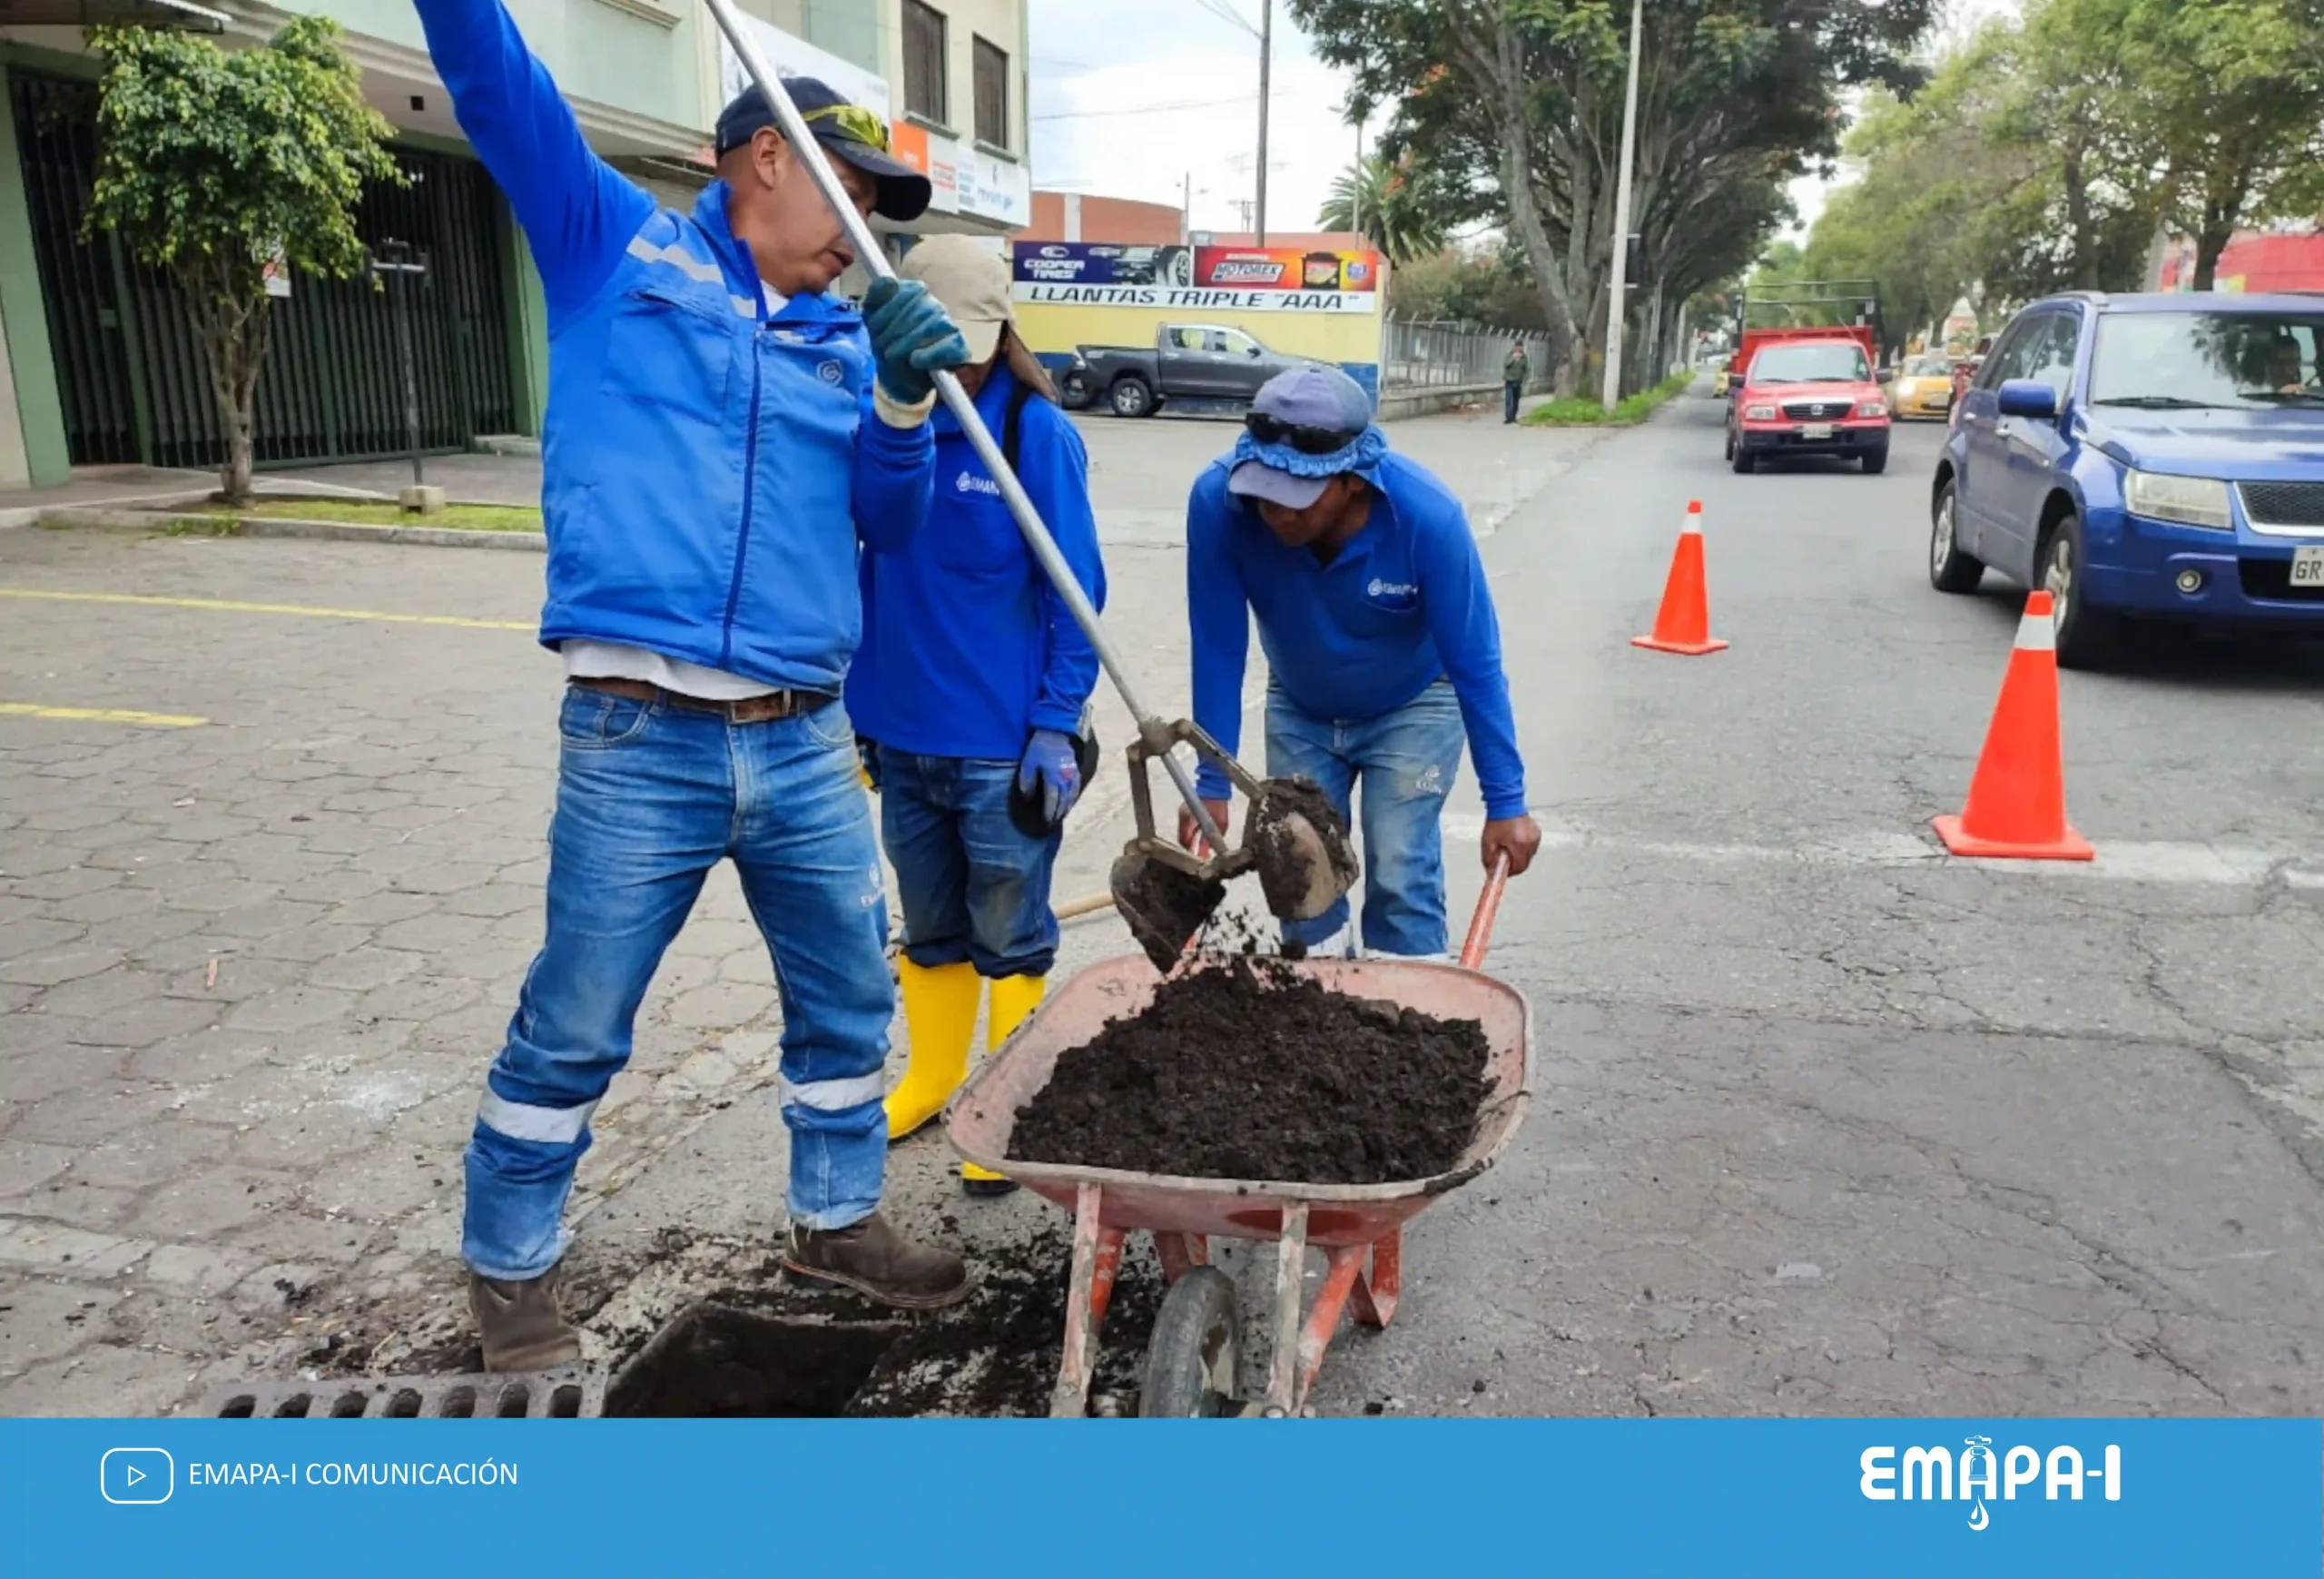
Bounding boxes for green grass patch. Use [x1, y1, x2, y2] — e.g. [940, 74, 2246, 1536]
[1523, 371, 1695, 428]
[201, 498, 544, 532]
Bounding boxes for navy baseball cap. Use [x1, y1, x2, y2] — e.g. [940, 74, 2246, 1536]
[714, 77, 931, 222]
[1226, 365, 1378, 509]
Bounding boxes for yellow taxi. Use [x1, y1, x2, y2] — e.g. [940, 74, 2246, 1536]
[1886, 353, 1956, 419]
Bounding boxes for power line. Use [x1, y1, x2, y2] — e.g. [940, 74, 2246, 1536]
[1189, 0, 1260, 36]
[1032, 94, 1257, 122]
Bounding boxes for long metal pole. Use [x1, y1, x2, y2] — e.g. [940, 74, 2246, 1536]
[1351, 113, 1362, 241]
[1600, 0, 1643, 412]
[698, 0, 1223, 845]
[1255, 0, 1271, 245]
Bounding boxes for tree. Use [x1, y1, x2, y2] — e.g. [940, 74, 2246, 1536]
[2096, 0, 2324, 288]
[86, 17, 402, 504]
[1316, 152, 1450, 262]
[1291, 0, 1934, 397]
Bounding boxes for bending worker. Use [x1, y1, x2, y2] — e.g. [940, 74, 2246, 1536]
[849, 237, 1107, 1197]
[1181, 366, 1542, 957]
[414, 0, 976, 1370]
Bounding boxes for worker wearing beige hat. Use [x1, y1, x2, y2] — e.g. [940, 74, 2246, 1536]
[845, 235, 1108, 1197]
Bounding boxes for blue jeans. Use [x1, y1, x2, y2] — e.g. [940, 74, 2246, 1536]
[876, 745, 1060, 979]
[463, 686, 893, 1280]
[1504, 380, 1522, 422]
[1266, 680, 1465, 958]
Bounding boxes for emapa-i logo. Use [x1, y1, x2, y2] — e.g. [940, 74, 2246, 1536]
[1862, 1436, 2121, 1531]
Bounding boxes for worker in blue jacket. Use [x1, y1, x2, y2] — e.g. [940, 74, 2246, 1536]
[848, 236, 1106, 1198]
[1181, 366, 1543, 958]
[413, 0, 977, 1370]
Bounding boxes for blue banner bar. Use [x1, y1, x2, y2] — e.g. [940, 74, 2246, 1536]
[18, 1417, 2319, 1576]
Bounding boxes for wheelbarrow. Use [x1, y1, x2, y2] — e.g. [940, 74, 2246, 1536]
[944, 859, 1530, 1416]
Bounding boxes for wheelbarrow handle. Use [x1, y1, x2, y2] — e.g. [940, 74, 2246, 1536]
[698, 0, 1226, 854]
[1459, 853, 1511, 971]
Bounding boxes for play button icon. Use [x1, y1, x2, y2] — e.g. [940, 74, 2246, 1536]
[101, 1447, 173, 1505]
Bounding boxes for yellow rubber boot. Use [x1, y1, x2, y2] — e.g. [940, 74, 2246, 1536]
[885, 959, 980, 1140]
[962, 974, 1046, 1197]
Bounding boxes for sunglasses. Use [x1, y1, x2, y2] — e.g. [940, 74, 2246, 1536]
[1245, 412, 1362, 455]
[803, 102, 890, 153]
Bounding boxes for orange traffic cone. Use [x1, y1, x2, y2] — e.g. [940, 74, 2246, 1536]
[1932, 590, 2093, 861]
[1631, 500, 1728, 655]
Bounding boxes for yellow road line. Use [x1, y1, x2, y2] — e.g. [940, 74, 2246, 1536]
[0, 702, 207, 728]
[0, 587, 533, 632]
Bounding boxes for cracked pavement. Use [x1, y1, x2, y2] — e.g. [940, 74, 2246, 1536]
[3, 394, 2320, 1416]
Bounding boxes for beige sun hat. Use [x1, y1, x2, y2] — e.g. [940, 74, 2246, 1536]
[898, 234, 1056, 399]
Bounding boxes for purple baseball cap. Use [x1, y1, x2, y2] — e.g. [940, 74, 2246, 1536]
[1226, 365, 1377, 509]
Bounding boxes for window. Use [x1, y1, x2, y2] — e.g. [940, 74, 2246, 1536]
[1217, 329, 1259, 359]
[1973, 316, 2042, 391]
[2089, 310, 2324, 410]
[972, 35, 1009, 149]
[2027, 312, 2082, 398]
[903, 0, 947, 124]
[1747, 341, 1868, 383]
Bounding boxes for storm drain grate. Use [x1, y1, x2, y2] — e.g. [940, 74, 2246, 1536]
[203, 1367, 602, 1419]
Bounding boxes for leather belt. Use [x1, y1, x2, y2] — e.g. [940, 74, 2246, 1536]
[570, 676, 834, 724]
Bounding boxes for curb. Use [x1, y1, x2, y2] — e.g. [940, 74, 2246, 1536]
[35, 506, 546, 553]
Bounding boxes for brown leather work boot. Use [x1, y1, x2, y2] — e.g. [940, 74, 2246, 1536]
[468, 1266, 582, 1372]
[781, 1213, 972, 1309]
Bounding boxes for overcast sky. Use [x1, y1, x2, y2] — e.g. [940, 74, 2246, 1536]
[1027, 0, 2026, 248]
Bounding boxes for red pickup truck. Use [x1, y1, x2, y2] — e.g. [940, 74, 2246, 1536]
[1724, 330, 1893, 474]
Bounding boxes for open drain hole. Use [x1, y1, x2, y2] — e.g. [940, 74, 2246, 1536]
[605, 1300, 906, 1418]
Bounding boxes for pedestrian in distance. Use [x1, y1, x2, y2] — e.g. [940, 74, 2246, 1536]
[1180, 366, 1544, 960]
[1503, 340, 1530, 424]
[847, 236, 1108, 1199]
[412, 0, 978, 1371]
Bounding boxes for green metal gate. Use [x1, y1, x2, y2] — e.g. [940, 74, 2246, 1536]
[11, 69, 518, 470]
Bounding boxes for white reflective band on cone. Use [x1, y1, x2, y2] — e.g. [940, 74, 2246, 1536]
[2015, 610, 2057, 651]
[783, 1072, 888, 1111]
[477, 1090, 598, 1145]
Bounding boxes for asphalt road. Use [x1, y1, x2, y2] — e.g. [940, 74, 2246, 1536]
[1302, 390, 2324, 1416]
[4, 389, 2321, 1416]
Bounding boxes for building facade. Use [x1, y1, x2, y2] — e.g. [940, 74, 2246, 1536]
[0, 0, 1029, 489]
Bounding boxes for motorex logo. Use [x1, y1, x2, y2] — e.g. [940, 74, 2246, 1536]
[1862, 1436, 2121, 1531]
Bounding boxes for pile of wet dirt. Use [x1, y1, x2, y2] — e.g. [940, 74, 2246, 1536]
[1006, 955, 1492, 1185]
[597, 1223, 1161, 1417]
[843, 1225, 1162, 1416]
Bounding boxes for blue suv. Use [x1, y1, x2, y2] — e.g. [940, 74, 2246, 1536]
[1930, 291, 2324, 666]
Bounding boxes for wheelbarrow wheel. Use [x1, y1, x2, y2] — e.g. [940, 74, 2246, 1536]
[1139, 1266, 1240, 1417]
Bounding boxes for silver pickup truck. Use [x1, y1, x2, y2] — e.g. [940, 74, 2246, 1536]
[1060, 323, 1309, 418]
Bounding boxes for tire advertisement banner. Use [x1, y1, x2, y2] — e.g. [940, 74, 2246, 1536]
[1012, 243, 1384, 313]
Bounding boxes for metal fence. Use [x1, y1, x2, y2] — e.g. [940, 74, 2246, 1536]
[1379, 316, 1556, 393]
[11, 70, 519, 471]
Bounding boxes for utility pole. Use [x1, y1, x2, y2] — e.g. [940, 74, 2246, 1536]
[1183, 170, 1191, 243]
[371, 238, 430, 491]
[1352, 110, 1364, 242]
[1255, 0, 1272, 244]
[1600, 0, 1643, 411]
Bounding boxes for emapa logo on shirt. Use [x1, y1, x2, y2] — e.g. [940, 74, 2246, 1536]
[955, 469, 1000, 498]
[1366, 577, 1418, 600]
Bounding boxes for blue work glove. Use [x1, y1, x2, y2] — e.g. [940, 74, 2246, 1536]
[1016, 729, 1082, 827]
[862, 276, 970, 410]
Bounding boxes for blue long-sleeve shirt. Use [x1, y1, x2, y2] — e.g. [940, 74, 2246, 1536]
[411, 0, 933, 691]
[847, 367, 1107, 756]
[1187, 451, 1528, 820]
